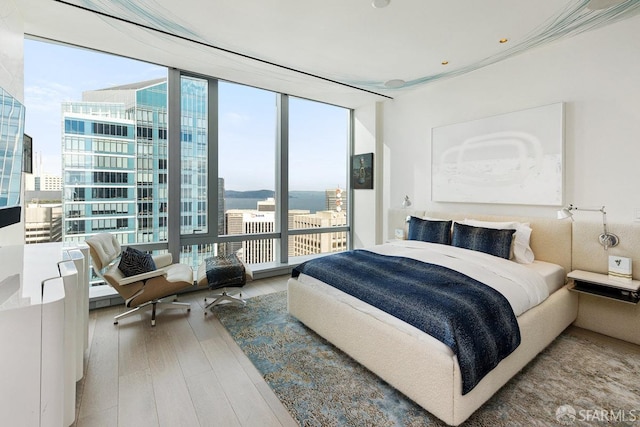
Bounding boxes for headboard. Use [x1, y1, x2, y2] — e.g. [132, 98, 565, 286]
[388, 209, 572, 274]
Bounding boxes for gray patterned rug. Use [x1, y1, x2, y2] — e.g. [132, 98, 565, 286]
[215, 292, 640, 426]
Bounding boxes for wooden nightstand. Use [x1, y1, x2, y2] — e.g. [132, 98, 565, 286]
[568, 270, 640, 345]
[568, 270, 640, 304]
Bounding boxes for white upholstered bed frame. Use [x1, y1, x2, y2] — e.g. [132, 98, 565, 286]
[287, 210, 578, 426]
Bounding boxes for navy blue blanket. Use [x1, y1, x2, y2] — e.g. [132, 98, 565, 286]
[292, 249, 521, 394]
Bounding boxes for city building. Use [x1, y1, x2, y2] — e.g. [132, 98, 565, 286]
[291, 210, 347, 256]
[325, 188, 347, 213]
[61, 79, 210, 268]
[24, 202, 62, 244]
[61, 98, 136, 247]
[225, 209, 275, 264]
[0, 87, 24, 211]
[74, 78, 171, 246]
[23, 190, 63, 244]
[257, 197, 275, 212]
[39, 174, 63, 191]
[225, 198, 346, 260]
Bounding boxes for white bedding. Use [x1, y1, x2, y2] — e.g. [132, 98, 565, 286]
[296, 241, 564, 357]
[526, 259, 566, 294]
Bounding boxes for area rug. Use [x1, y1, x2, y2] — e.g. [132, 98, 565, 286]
[215, 292, 640, 426]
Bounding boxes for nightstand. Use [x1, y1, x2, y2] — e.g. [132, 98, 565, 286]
[568, 270, 640, 304]
[568, 270, 640, 345]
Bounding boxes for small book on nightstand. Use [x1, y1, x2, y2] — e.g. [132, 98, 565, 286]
[608, 255, 632, 281]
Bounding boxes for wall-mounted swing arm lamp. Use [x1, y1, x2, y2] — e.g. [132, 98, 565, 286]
[557, 204, 620, 250]
[401, 196, 413, 224]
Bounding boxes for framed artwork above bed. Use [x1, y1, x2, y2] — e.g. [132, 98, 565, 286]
[431, 102, 564, 206]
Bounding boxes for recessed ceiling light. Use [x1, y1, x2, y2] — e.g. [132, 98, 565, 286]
[384, 79, 405, 88]
[372, 0, 390, 8]
[441, 60, 449, 65]
[499, 38, 508, 44]
[586, 0, 626, 10]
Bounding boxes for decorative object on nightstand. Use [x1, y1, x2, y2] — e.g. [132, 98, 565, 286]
[568, 270, 639, 304]
[394, 228, 405, 240]
[608, 255, 632, 281]
[556, 204, 619, 249]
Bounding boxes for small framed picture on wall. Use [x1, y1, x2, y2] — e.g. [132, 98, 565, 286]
[352, 153, 374, 190]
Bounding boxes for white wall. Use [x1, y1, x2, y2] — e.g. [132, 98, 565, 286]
[353, 102, 384, 248]
[0, 0, 23, 100]
[378, 15, 640, 229]
[0, 0, 25, 246]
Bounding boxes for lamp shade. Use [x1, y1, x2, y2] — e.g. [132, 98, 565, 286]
[557, 207, 573, 220]
[372, 0, 390, 8]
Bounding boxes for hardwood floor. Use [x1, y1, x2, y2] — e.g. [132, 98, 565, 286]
[74, 275, 297, 427]
[75, 275, 640, 427]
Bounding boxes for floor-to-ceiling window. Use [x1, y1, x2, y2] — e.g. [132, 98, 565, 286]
[25, 39, 170, 290]
[217, 81, 277, 264]
[288, 96, 350, 260]
[24, 39, 168, 252]
[25, 39, 352, 297]
[176, 73, 352, 270]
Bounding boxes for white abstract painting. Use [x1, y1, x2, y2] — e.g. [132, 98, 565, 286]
[431, 103, 564, 206]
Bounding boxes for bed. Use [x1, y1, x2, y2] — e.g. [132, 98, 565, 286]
[287, 210, 578, 426]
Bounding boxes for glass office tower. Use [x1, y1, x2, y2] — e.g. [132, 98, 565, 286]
[61, 100, 136, 246]
[0, 88, 25, 210]
[61, 78, 216, 272]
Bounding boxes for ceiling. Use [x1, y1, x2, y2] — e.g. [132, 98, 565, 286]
[18, 0, 640, 108]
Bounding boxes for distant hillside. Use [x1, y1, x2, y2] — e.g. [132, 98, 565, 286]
[225, 190, 275, 199]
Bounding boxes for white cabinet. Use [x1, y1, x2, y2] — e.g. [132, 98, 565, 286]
[0, 243, 88, 427]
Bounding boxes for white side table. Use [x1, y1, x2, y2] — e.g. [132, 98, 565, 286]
[568, 270, 640, 345]
[568, 270, 639, 304]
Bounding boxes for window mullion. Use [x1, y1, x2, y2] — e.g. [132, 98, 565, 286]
[167, 68, 182, 263]
[276, 94, 289, 264]
[208, 79, 219, 244]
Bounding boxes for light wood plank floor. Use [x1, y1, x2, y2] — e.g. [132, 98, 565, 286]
[75, 276, 640, 427]
[74, 275, 297, 427]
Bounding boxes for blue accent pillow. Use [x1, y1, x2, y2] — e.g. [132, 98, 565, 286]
[407, 217, 452, 245]
[451, 222, 515, 259]
[118, 246, 157, 277]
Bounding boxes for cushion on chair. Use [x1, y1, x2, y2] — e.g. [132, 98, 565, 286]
[86, 233, 121, 271]
[118, 247, 157, 277]
[151, 253, 173, 269]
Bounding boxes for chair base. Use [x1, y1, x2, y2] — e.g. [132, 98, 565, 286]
[114, 296, 191, 326]
[204, 289, 246, 313]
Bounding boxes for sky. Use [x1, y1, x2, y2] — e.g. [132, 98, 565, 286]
[23, 39, 349, 192]
[24, 39, 165, 176]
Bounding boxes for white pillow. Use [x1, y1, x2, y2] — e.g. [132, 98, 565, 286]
[420, 215, 448, 221]
[461, 219, 534, 264]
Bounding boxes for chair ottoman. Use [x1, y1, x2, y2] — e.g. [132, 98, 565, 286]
[196, 252, 253, 311]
